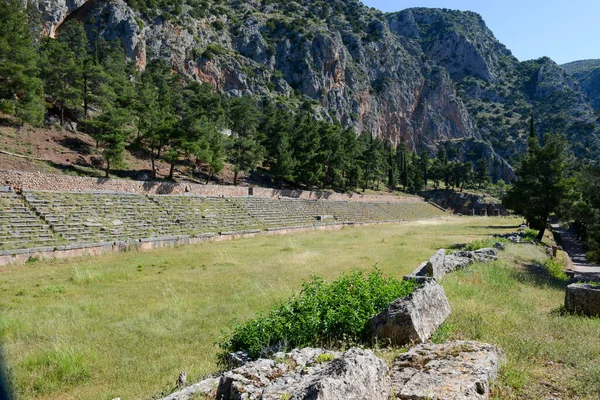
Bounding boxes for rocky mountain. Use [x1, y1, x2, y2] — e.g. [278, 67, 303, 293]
[28, 0, 600, 180]
[563, 59, 600, 110]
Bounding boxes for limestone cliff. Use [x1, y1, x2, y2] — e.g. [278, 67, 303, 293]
[27, 0, 600, 180]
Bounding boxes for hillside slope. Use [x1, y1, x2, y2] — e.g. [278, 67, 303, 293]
[27, 0, 600, 176]
[563, 59, 600, 110]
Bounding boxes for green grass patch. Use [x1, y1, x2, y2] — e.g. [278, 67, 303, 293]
[219, 269, 417, 360]
[441, 245, 600, 399]
[0, 217, 525, 399]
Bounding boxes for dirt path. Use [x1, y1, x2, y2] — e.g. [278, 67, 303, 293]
[552, 224, 600, 282]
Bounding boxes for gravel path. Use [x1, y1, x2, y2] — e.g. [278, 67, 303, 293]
[552, 224, 600, 282]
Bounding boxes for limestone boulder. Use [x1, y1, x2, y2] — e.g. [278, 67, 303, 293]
[159, 377, 219, 400]
[565, 283, 600, 317]
[216, 348, 390, 400]
[442, 254, 473, 275]
[428, 249, 446, 279]
[262, 348, 391, 400]
[367, 280, 451, 346]
[391, 341, 505, 399]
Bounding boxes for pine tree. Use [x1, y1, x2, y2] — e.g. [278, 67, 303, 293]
[503, 133, 572, 241]
[292, 112, 323, 188]
[475, 157, 491, 188]
[228, 96, 265, 186]
[261, 102, 296, 186]
[395, 139, 408, 191]
[88, 108, 130, 177]
[0, 0, 44, 124]
[39, 38, 82, 125]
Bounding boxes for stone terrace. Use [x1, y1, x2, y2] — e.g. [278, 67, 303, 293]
[0, 192, 59, 250]
[0, 190, 445, 252]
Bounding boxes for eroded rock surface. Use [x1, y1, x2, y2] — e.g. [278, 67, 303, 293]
[368, 280, 451, 345]
[391, 341, 505, 399]
[216, 347, 390, 400]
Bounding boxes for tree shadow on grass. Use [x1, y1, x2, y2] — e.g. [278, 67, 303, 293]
[468, 225, 522, 230]
[510, 262, 569, 291]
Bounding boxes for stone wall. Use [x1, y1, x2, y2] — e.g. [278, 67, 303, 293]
[0, 222, 371, 267]
[0, 169, 421, 203]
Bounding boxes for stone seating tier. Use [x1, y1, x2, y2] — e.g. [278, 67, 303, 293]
[0, 191, 446, 251]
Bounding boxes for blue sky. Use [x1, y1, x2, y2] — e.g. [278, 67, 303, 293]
[361, 0, 599, 65]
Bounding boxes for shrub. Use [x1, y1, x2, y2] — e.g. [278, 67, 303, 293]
[541, 258, 568, 282]
[218, 269, 417, 360]
[464, 238, 504, 251]
[523, 229, 539, 242]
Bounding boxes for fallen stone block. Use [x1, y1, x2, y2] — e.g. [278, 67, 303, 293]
[442, 254, 473, 275]
[367, 280, 451, 346]
[391, 341, 505, 399]
[263, 348, 391, 400]
[216, 347, 390, 400]
[160, 377, 219, 400]
[404, 261, 432, 280]
[428, 249, 446, 278]
[565, 283, 600, 317]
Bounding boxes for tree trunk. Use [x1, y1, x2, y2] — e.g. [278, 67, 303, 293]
[233, 171, 238, 186]
[151, 156, 156, 179]
[105, 159, 110, 178]
[537, 226, 546, 242]
[168, 162, 175, 180]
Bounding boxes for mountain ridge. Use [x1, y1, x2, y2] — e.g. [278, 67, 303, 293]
[26, 1, 600, 179]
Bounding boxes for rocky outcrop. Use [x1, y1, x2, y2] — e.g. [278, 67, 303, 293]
[29, 1, 600, 173]
[367, 280, 451, 345]
[563, 59, 600, 110]
[565, 283, 600, 317]
[216, 347, 391, 400]
[391, 341, 505, 399]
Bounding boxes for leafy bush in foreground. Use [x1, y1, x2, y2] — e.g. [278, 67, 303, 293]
[219, 269, 417, 359]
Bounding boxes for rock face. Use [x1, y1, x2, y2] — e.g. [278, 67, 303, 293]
[29, 1, 600, 174]
[216, 347, 391, 400]
[367, 280, 451, 345]
[563, 59, 600, 110]
[565, 283, 600, 317]
[391, 341, 505, 399]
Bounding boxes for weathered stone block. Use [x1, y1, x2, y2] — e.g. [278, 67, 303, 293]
[216, 348, 391, 400]
[565, 283, 600, 317]
[391, 341, 505, 399]
[367, 280, 451, 346]
[160, 377, 219, 400]
[428, 249, 446, 279]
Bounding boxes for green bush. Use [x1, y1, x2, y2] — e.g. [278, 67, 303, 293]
[541, 258, 568, 281]
[219, 269, 417, 360]
[464, 238, 504, 251]
[523, 229, 539, 242]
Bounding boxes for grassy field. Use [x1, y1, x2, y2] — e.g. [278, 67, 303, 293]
[0, 216, 598, 399]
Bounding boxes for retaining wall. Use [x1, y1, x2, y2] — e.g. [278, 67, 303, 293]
[0, 169, 421, 203]
[0, 222, 393, 267]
